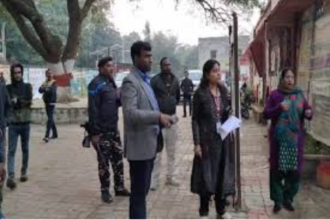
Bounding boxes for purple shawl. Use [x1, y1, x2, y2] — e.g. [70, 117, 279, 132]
[264, 89, 313, 173]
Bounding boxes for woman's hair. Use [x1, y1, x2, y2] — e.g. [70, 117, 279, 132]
[199, 59, 220, 89]
[279, 67, 294, 81]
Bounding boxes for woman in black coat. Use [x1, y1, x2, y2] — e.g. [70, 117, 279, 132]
[191, 59, 235, 219]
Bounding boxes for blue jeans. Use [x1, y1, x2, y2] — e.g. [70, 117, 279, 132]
[129, 159, 154, 219]
[45, 105, 57, 138]
[7, 124, 30, 177]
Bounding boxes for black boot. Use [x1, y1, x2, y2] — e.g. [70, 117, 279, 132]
[101, 190, 113, 204]
[273, 204, 282, 214]
[283, 201, 295, 212]
[6, 177, 17, 190]
[20, 173, 28, 182]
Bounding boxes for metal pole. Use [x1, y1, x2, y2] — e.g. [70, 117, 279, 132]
[233, 12, 242, 210]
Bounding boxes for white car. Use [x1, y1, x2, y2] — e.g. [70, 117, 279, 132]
[115, 71, 130, 88]
[188, 69, 203, 90]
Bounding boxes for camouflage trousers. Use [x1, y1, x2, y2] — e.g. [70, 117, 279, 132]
[93, 131, 125, 191]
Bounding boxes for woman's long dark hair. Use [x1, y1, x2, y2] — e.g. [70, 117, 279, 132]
[199, 59, 220, 89]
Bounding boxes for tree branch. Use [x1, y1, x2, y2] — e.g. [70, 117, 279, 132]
[62, 0, 83, 61]
[5, 0, 63, 62]
[81, 0, 97, 19]
[195, 0, 230, 24]
[0, 0, 50, 60]
[62, 0, 98, 61]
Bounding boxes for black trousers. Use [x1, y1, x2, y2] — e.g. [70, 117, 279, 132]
[199, 194, 226, 217]
[270, 170, 300, 205]
[183, 94, 192, 116]
[94, 131, 125, 191]
[45, 104, 57, 138]
[129, 158, 154, 219]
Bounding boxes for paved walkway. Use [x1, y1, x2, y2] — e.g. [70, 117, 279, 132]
[2, 107, 330, 218]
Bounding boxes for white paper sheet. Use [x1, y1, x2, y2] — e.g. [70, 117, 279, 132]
[217, 116, 242, 140]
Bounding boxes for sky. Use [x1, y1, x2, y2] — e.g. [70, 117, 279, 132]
[108, 0, 262, 45]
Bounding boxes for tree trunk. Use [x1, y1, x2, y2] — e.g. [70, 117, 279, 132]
[47, 59, 78, 103]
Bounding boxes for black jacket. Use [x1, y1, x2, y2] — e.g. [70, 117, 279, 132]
[0, 81, 10, 129]
[88, 74, 120, 135]
[151, 72, 180, 115]
[7, 81, 33, 124]
[180, 78, 194, 96]
[0, 81, 10, 163]
[39, 80, 57, 104]
[191, 84, 235, 196]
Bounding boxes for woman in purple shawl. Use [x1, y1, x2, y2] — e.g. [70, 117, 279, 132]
[264, 68, 313, 214]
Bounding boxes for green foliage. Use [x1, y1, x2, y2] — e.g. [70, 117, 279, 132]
[148, 31, 198, 77]
[76, 15, 122, 68]
[305, 134, 330, 155]
[0, 0, 236, 70]
[0, 6, 43, 64]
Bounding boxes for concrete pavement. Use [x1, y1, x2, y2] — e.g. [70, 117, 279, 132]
[2, 107, 330, 219]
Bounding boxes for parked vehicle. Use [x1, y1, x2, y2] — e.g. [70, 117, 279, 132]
[187, 69, 202, 90]
[240, 84, 252, 119]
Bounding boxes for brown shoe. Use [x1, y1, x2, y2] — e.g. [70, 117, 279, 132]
[115, 188, 130, 197]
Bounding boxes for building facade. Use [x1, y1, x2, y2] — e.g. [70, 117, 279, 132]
[246, 0, 330, 146]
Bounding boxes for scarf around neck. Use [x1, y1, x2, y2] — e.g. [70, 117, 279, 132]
[275, 86, 304, 172]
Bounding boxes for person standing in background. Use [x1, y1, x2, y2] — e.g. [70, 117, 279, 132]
[6, 63, 33, 189]
[39, 69, 58, 143]
[150, 57, 181, 190]
[180, 71, 194, 117]
[0, 72, 5, 84]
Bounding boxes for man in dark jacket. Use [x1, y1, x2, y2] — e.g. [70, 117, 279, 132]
[88, 57, 130, 204]
[0, 72, 5, 84]
[39, 69, 58, 143]
[150, 57, 180, 190]
[6, 63, 33, 189]
[0, 75, 9, 218]
[180, 71, 194, 117]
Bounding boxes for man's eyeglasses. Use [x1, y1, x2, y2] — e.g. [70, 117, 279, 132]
[13, 71, 22, 74]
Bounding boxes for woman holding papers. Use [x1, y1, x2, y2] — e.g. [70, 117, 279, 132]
[264, 68, 313, 214]
[191, 59, 235, 219]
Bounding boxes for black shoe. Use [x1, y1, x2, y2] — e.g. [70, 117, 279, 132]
[273, 204, 282, 214]
[43, 137, 49, 143]
[199, 212, 209, 219]
[20, 174, 28, 182]
[115, 188, 131, 197]
[101, 190, 113, 204]
[183, 115, 187, 118]
[283, 202, 295, 212]
[6, 178, 17, 190]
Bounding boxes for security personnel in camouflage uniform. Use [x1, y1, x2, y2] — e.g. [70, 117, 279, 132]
[88, 57, 130, 204]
